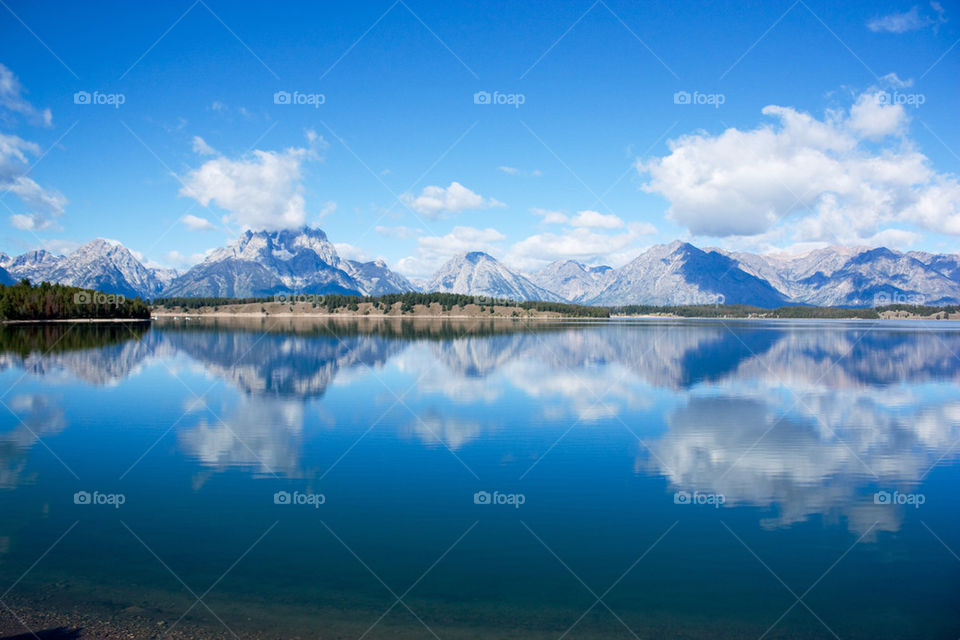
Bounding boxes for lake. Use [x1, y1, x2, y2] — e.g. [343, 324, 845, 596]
[1, 317, 958, 638]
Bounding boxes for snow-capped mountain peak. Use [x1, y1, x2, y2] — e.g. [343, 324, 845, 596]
[426, 252, 564, 302]
[163, 227, 414, 298]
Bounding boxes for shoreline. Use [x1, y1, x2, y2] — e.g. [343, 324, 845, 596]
[1, 317, 151, 325]
[0, 602, 267, 640]
[1, 310, 957, 325]
[150, 311, 960, 321]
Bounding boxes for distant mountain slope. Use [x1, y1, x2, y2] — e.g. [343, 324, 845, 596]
[162, 228, 360, 297]
[4, 230, 960, 306]
[426, 252, 564, 302]
[530, 260, 612, 303]
[588, 241, 789, 307]
[720, 246, 960, 306]
[161, 227, 415, 298]
[4, 241, 163, 299]
[342, 258, 418, 295]
[3, 249, 65, 284]
[49, 239, 165, 299]
[907, 251, 960, 283]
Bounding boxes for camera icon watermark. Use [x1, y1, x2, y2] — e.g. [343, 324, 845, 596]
[874, 490, 925, 508]
[273, 90, 325, 108]
[473, 295, 508, 306]
[73, 490, 125, 509]
[473, 490, 525, 508]
[473, 90, 525, 108]
[673, 490, 725, 508]
[873, 90, 925, 109]
[273, 490, 325, 508]
[673, 90, 724, 108]
[73, 291, 126, 307]
[73, 90, 125, 109]
[872, 291, 925, 307]
[674, 291, 725, 306]
[273, 293, 324, 304]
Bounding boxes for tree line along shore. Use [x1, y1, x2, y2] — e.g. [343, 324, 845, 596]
[2, 281, 959, 322]
[154, 293, 959, 320]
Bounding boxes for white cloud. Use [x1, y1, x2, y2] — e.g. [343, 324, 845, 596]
[847, 91, 907, 140]
[0, 64, 51, 127]
[317, 200, 337, 219]
[570, 210, 624, 229]
[867, 3, 946, 33]
[396, 226, 506, 278]
[531, 207, 570, 224]
[531, 208, 625, 229]
[506, 221, 656, 272]
[638, 84, 960, 245]
[165, 248, 214, 267]
[181, 214, 216, 231]
[10, 213, 61, 231]
[401, 181, 504, 218]
[498, 166, 542, 177]
[0, 67, 63, 232]
[191, 136, 216, 155]
[179, 132, 326, 231]
[1, 133, 66, 232]
[334, 242, 369, 262]
[375, 225, 421, 239]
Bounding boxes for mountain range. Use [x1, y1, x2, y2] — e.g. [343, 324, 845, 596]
[2, 227, 959, 307]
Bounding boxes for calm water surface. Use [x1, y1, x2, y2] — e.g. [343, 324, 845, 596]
[1, 317, 959, 638]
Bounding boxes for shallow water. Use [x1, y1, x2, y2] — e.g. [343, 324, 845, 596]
[1, 317, 959, 638]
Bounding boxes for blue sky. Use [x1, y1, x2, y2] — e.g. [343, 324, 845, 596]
[1, 0, 958, 277]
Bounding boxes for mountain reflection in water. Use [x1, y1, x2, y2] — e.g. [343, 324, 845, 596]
[2, 317, 957, 534]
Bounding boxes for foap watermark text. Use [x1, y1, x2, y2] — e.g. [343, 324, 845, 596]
[274, 490, 325, 508]
[74, 91, 125, 108]
[874, 490, 925, 508]
[274, 90, 325, 108]
[74, 490, 125, 509]
[473, 490, 525, 508]
[674, 490, 725, 508]
[473, 91, 525, 108]
[673, 90, 725, 108]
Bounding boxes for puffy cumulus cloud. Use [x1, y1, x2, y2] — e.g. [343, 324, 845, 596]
[570, 209, 624, 229]
[531, 207, 570, 224]
[533, 208, 626, 229]
[1, 133, 66, 232]
[181, 213, 216, 231]
[507, 205, 656, 271]
[505, 221, 656, 272]
[179, 132, 326, 231]
[847, 90, 908, 140]
[0, 64, 51, 127]
[401, 181, 504, 218]
[638, 85, 960, 246]
[867, 2, 946, 33]
[396, 225, 506, 278]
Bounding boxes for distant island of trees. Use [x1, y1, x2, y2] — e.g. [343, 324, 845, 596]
[152, 292, 959, 320]
[0, 280, 151, 321]
[0, 282, 955, 322]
